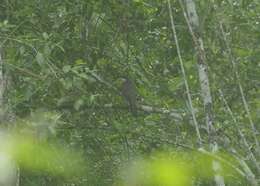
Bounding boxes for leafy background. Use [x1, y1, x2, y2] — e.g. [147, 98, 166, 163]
[0, 0, 259, 185]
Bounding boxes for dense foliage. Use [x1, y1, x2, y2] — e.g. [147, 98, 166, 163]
[0, 0, 259, 185]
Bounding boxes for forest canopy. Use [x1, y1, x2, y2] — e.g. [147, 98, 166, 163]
[0, 0, 259, 185]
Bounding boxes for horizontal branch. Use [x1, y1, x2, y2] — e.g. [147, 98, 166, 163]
[59, 103, 183, 121]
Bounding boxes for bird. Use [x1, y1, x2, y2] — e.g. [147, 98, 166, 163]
[121, 77, 138, 116]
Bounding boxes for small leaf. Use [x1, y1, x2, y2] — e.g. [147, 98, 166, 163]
[90, 95, 96, 104]
[168, 77, 183, 92]
[44, 45, 51, 56]
[75, 59, 85, 65]
[62, 65, 71, 73]
[42, 32, 49, 40]
[74, 99, 84, 111]
[19, 46, 25, 55]
[77, 73, 89, 80]
[36, 52, 45, 66]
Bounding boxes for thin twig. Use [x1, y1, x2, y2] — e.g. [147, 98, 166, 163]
[218, 89, 260, 173]
[5, 63, 45, 80]
[219, 22, 260, 152]
[167, 0, 202, 145]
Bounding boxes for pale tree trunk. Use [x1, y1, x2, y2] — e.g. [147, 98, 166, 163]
[0, 47, 19, 186]
[180, 0, 225, 185]
[0, 48, 5, 122]
[182, 0, 214, 134]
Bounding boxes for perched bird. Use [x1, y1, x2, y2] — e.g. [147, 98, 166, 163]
[121, 77, 138, 116]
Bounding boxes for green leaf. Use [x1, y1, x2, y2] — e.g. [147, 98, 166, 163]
[62, 65, 71, 73]
[42, 32, 49, 40]
[75, 59, 85, 65]
[36, 52, 45, 66]
[74, 99, 84, 111]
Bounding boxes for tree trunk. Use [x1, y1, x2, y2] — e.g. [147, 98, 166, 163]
[0, 47, 19, 186]
[182, 0, 225, 185]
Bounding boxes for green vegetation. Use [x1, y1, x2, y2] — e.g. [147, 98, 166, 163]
[0, 0, 259, 185]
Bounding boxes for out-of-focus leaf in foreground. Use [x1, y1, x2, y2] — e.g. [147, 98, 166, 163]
[121, 154, 192, 186]
[120, 151, 243, 186]
[0, 131, 86, 179]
